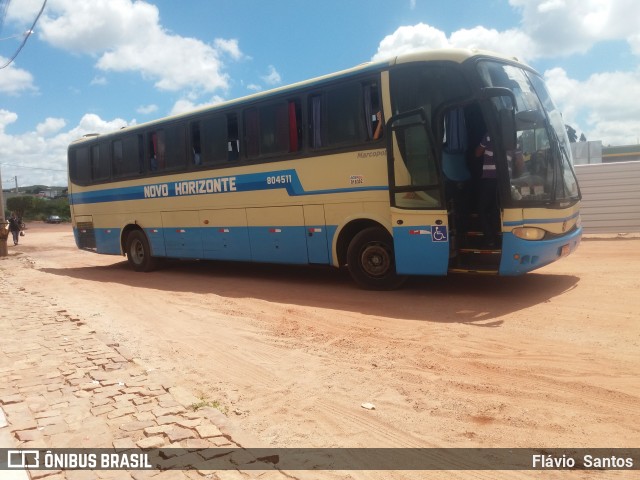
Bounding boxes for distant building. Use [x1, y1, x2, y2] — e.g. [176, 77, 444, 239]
[601, 144, 640, 163]
[571, 141, 602, 165]
[37, 189, 62, 198]
[571, 141, 640, 165]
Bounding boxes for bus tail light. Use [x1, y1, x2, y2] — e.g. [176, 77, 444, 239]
[512, 227, 546, 241]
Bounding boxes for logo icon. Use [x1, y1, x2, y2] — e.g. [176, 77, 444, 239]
[7, 450, 40, 469]
[431, 226, 448, 242]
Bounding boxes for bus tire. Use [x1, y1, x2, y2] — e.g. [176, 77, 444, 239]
[346, 227, 406, 290]
[126, 230, 156, 272]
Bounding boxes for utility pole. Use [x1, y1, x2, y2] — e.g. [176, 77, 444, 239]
[14, 175, 18, 193]
[0, 166, 8, 257]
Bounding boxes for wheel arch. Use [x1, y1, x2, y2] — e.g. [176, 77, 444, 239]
[335, 217, 392, 267]
[120, 223, 146, 255]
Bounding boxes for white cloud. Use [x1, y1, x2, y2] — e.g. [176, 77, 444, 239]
[36, 118, 66, 136]
[214, 39, 243, 61]
[509, 0, 640, 57]
[375, 1, 640, 62]
[373, 23, 449, 61]
[545, 67, 640, 145]
[0, 58, 37, 95]
[30, 0, 242, 95]
[372, 1, 640, 145]
[261, 65, 282, 86]
[0, 109, 19, 130]
[0, 110, 130, 186]
[373, 23, 537, 62]
[169, 96, 225, 116]
[90, 76, 108, 86]
[136, 104, 158, 115]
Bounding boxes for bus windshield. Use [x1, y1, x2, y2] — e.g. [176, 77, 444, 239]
[477, 61, 580, 205]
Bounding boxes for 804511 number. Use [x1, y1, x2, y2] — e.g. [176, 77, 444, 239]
[266, 174, 293, 185]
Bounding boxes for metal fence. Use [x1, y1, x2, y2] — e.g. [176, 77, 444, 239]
[574, 161, 640, 233]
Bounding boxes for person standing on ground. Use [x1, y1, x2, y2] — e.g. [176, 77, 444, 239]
[8, 213, 22, 246]
[474, 133, 499, 247]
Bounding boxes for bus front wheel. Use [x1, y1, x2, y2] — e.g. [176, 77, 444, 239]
[126, 230, 156, 272]
[346, 227, 406, 290]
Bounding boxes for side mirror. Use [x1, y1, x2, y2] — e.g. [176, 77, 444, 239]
[500, 108, 516, 151]
[481, 87, 517, 151]
[516, 109, 545, 129]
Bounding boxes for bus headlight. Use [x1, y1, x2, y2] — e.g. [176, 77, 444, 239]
[512, 227, 546, 240]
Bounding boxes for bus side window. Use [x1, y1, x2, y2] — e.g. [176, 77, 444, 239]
[364, 81, 382, 141]
[71, 146, 91, 185]
[114, 135, 144, 178]
[148, 130, 165, 171]
[244, 108, 259, 159]
[309, 83, 366, 149]
[163, 123, 186, 171]
[260, 102, 290, 155]
[288, 99, 302, 152]
[196, 116, 227, 166]
[227, 113, 239, 162]
[309, 95, 323, 148]
[112, 140, 123, 177]
[191, 122, 202, 165]
[91, 142, 111, 181]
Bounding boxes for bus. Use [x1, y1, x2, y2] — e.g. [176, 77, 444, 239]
[67, 48, 582, 289]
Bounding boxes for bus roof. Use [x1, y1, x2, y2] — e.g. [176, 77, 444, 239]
[70, 48, 529, 145]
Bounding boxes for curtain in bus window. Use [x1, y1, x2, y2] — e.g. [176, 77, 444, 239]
[444, 107, 467, 153]
[288, 101, 298, 152]
[311, 96, 322, 148]
[244, 108, 259, 158]
[149, 132, 160, 171]
[364, 84, 373, 139]
[191, 123, 202, 165]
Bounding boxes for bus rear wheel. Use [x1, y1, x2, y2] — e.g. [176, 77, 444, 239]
[126, 230, 156, 272]
[347, 227, 406, 290]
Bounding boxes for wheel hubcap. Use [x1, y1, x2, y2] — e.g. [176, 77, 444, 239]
[361, 243, 390, 277]
[131, 240, 144, 264]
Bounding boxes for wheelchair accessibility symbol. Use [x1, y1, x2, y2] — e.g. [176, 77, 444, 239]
[431, 225, 448, 242]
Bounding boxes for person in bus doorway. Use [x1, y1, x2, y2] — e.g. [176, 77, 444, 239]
[474, 133, 499, 248]
[8, 212, 22, 246]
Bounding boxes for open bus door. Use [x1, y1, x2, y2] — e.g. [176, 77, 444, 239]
[387, 109, 450, 276]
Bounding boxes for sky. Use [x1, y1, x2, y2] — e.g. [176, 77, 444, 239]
[1, 0, 640, 187]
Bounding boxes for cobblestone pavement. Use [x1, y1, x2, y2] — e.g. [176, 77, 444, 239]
[0, 268, 293, 480]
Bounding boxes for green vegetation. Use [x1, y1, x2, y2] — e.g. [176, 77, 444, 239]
[190, 397, 226, 414]
[4, 195, 70, 221]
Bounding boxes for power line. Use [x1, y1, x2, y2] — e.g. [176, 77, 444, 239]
[0, 162, 65, 172]
[0, 0, 11, 33]
[0, 0, 47, 70]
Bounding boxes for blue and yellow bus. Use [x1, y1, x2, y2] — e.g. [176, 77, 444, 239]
[68, 48, 581, 289]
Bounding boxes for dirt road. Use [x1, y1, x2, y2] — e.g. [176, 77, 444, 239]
[2, 223, 638, 477]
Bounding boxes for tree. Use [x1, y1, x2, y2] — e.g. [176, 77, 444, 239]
[565, 125, 578, 143]
[579, 133, 587, 142]
[6, 196, 34, 218]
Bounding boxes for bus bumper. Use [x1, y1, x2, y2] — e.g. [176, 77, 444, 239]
[499, 227, 582, 275]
